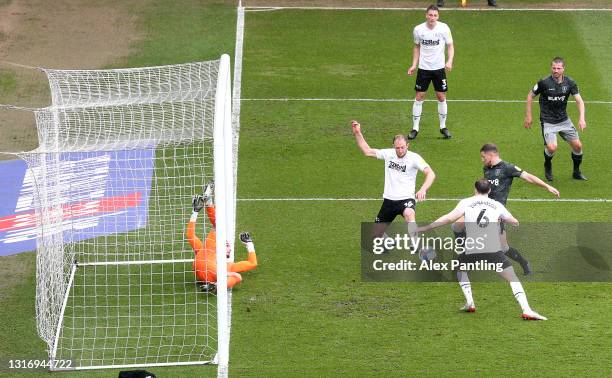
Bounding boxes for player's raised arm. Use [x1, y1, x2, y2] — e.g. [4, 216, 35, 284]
[519, 171, 560, 197]
[416, 166, 436, 201]
[573, 93, 587, 130]
[351, 120, 378, 157]
[524, 90, 535, 129]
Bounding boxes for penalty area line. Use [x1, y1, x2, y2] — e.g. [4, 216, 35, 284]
[238, 198, 612, 203]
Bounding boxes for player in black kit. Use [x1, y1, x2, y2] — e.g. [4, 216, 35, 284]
[453, 144, 560, 275]
[524, 57, 587, 181]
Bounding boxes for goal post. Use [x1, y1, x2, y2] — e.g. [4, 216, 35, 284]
[13, 55, 236, 372]
[213, 53, 232, 375]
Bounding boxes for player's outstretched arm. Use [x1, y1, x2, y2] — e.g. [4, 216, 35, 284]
[501, 214, 519, 227]
[519, 171, 560, 197]
[351, 120, 377, 157]
[418, 208, 463, 233]
[407, 44, 420, 76]
[524, 91, 535, 129]
[574, 94, 587, 130]
[416, 167, 436, 201]
[186, 195, 205, 252]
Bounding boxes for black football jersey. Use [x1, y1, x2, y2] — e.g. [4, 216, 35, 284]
[531, 75, 579, 124]
[483, 161, 523, 205]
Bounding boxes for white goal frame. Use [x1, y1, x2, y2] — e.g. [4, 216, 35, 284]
[18, 55, 235, 373]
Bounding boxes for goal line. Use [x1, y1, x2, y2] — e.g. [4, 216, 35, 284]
[245, 6, 612, 12]
[242, 98, 612, 105]
[238, 197, 612, 203]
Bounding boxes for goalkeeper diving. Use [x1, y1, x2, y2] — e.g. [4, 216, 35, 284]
[186, 182, 258, 291]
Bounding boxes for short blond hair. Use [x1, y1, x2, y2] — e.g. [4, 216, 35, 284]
[393, 134, 407, 144]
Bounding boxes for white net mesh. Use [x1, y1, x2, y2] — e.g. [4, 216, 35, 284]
[20, 59, 233, 369]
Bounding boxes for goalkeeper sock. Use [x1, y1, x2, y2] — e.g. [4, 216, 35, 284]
[412, 100, 424, 131]
[437, 100, 447, 129]
[510, 281, 531, 313]
[457, 271, 474, 305]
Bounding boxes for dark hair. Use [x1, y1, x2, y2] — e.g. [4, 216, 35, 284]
[393, 134, 407, 144]
[480, 143, 498, 154]
[552, 57, 565, 67]
[475, 179, 491, 194]
[426, 4, 439, 12]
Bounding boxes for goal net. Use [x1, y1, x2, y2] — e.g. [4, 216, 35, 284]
[18, 55, 235, 371]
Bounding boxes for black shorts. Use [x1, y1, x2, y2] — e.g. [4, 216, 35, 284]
[375, 198, 416, 223]
[415, 68, 448, 93]
[457, 251, 512, 270]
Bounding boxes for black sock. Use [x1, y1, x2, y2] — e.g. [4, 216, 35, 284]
[544, 151, 553, 170]
[505, 247, 530, 272]
[571, 152, 583, 173]
[453, 230, 466, 250]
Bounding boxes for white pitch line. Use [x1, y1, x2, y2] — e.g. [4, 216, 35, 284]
[241, 98, 612, 104]
[238, 198, 612, 203]
[245, 7, 282, 12]
[245, 6, 612, 12]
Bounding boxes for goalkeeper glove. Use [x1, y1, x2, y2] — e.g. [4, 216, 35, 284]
[239, 232, 253, 244]
[199, 282, 217, 294]
[192, 194, 205, 212]
[202, 181, 214, 205]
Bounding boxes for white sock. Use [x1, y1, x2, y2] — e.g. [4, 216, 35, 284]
[407, 221, 418, 252]
[438, 100, 447, 129]
[457, 271, 474, 305]
[190, 212, 199, 222]
[412, 100, 424, 131]
[510, 281, 531, 312]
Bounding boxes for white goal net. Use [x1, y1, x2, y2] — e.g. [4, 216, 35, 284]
[17, 55, 235, 371]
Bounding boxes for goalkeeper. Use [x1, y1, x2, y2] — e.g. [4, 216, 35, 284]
[186, 182, 258, 290]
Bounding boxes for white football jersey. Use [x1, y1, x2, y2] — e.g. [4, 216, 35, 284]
[413, 21, 453, 71]
[454, 195, 512, 254]
[375, 149, 429, 200]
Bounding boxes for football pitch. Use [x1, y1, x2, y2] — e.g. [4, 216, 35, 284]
[1, 1, 612, 377]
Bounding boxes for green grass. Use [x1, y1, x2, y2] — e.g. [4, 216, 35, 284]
[0, 70, 17, 96]
[1, 2, 612, 377]
[116, 0, 236, 68]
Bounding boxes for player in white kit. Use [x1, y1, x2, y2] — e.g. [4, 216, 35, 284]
[351, 120, 436, 240]
[418, 179, 547, 320]
[407, 4, 454, 140]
